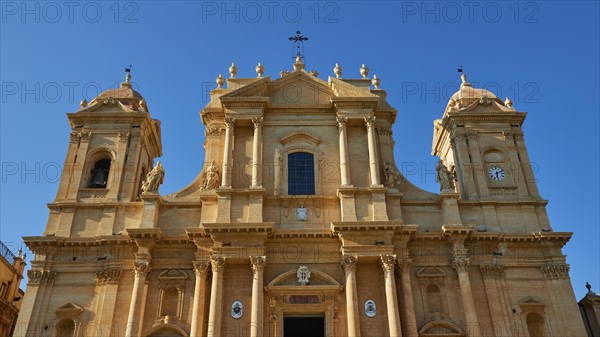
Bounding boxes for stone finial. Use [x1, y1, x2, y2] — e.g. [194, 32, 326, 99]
[256, 62, 265, 78]
[17, 249, 22, 258]
[120, 72, 132, 88]
[505, 97, 513, 107]
[80, 98, 88, 109]
[371, 75, 381, 89]
[293, 56, 305, 71]
[216, 74, 225, 88]
[333, 63, 342, 78]
[229, 63, 237, 78]
[360, 64, 369, 78]
[460, 73, 472, 87]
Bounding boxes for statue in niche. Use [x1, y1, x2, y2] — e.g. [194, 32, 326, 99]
[436, 160, 455, 191]
[141, 161, 165, 194]
[201, 160, 220, 191]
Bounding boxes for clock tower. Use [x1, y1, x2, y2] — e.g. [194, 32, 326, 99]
[432, 74, 548, 231]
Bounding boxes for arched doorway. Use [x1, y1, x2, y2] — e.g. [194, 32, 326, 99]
[145, 324, 188, 337]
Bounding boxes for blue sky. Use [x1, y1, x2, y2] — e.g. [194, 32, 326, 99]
[1, 1, 598, 299]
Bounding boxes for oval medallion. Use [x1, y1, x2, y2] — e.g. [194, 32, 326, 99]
[231, 301, 243, 319]
[365, 299, 376, 317]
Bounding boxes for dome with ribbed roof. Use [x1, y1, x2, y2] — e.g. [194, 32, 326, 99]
[89, 73, 147, 111]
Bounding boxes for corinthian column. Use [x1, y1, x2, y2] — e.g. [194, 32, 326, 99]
[337, 116, 351, 186]
[398, 259, 418, 337]
[207, 256, 226, 337]
[250, 256, 267, 337]
[221, 117, 235, 187]
[381, 255, 402, 337]
[453, 257, 481, 337]
[190, 261, 209, 337]
[364, 116, 381, 186]
[342, 255, 361, 337]
[251, 117, 264, 188]
[125, 261, 150, 337]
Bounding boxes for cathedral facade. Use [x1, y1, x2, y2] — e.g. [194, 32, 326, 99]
[15, 57, 588, 337]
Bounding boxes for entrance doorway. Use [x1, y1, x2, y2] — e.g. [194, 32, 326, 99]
[283, 315, 325, 337]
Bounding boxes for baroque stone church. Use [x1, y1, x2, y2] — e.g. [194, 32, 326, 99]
[15, 57, 588, 337]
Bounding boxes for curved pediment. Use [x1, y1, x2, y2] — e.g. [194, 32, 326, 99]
[268, 268, 341, 287]
[419, 320, 465, 337]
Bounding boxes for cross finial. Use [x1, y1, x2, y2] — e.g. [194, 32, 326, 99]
[289, 31, 309, 62]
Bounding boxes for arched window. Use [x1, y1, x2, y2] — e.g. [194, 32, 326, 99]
[426, 284, 443, 313]
[288, 152, 315, 195]
[89, 159, 111, 188]
[54, 318, 75, 337]
[526, 312, 547, 337]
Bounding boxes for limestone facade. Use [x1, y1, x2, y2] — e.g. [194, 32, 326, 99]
[0, 241, 25, 337]
[15, 59, 588, 337]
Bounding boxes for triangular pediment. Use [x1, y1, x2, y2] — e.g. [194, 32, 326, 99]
[269, 71, 334, 106]
[329, 77, 379, 98]
[220, 76, 270, 100]
[55, 302, 84, 318]
[417, 267, 446, 278]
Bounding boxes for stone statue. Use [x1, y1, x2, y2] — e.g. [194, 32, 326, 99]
[436, 160, 455, 191]
[384, 160, 403, 190]
[201, 160, 220, 191]
[141, 161, 165, 194]
[384, 161, 397, 188]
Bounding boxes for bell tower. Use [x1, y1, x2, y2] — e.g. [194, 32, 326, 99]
[48, 72, 162, 236]
[432, 74, 540, 201]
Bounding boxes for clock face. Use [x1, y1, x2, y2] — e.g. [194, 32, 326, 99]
[488, 166, 506, 181]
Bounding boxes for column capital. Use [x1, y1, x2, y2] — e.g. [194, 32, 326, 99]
[380, 254, 397, 272]
[479, 264, 504, 278]
[225, 116, 236, 128]
[252, 117, 263, 128]
[452, 257, 470, 273]
[397, 258, 413, 272]
[95, 270, 122, 285]
[336, 116, 348, 127]
[341, 254, 357, 272]
[193, 260, 210, 277]
[250, 255, 267, 273]
[364, 116, 376, 127]
[541, 263, 570, 279]
[211, 255, 226, 273]
[133, 261, 150, 278]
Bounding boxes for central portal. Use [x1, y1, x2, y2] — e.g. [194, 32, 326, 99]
[283, 315, 325, 337]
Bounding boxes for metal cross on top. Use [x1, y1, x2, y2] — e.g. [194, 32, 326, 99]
[289, 31, 309, 61]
